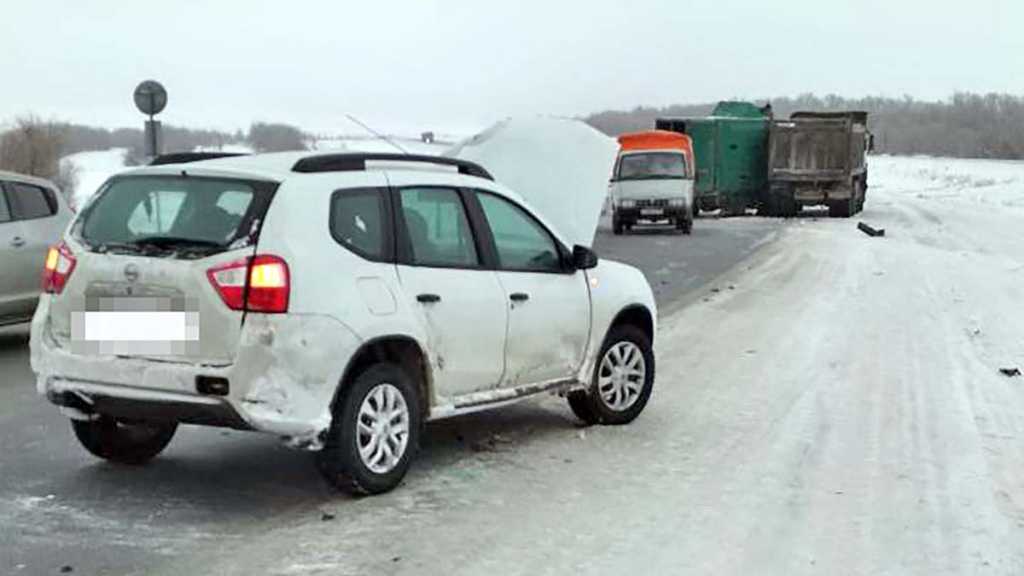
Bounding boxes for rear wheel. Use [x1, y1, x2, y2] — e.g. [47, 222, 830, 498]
[828, 198, 854, 218]
[612, 212, 623, 235]
[71, 417, 177, 465]
[567, 324, 654, 426]
[318, 363, 421, 495]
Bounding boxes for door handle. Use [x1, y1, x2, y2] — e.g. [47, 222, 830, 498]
[10, 237, 25, 248]
[416, 293, 441, 304]
[510, 292, 530, 302]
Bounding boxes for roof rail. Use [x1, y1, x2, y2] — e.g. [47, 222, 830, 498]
[291, 153, 493, 180]
[148, 152, 249, 166]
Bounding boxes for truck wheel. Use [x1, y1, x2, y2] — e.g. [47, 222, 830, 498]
[759, 195, 777, 217]
[606, 213, 622, 233]
[779, 193, 798, 218]
[71, 417, 177, 465]
[828, 198, 853, 218]
[318, 363, 421, 495]
[567, 324, 654, 426]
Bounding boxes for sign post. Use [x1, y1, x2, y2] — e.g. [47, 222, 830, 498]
[133, 80, 168, 158]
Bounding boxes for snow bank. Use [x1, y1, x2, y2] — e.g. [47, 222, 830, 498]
[447, 117, 618, 247]
[60, 148, 128, 210]
[329, 137, 449, 155]
[870, 155, 1024, 211]
[193, 143, 254, 154]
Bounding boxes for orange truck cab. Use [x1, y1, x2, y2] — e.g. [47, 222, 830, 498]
[609, 130, 696, 235]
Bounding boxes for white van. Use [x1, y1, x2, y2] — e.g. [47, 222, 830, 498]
[609, 131, 696, 235]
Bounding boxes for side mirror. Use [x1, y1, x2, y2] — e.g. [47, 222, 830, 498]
[571, 245, 598, 270]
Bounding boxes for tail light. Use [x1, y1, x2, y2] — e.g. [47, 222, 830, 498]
[42, 242, 77, 294]
[206, 255, 290, 314]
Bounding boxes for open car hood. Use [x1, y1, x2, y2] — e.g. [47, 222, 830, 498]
[446, 117, 617, 248]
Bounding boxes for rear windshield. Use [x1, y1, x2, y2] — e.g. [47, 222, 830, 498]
[617, 152, 688, 180]
[75, 176, 266, 256]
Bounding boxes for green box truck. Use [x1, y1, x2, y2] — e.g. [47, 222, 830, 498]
[656, 101, 770, 217]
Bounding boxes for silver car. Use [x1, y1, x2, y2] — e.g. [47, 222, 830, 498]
[0, 171, 72, 326]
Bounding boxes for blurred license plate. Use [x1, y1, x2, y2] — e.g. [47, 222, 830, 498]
[641, 208, 663, 216]
[83, 311, 198, 342]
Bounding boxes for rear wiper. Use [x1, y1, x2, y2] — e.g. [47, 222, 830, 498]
[130, 236, 223, 250]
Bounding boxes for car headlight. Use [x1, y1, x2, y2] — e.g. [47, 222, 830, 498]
[620, 199, 636, 208]
[669, 198, 686, 207]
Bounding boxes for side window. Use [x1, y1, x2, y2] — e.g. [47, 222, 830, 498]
[0, 185, 11, 223]
[330, 188, 388, 260]
[398, 187, 478, 268]
[476, 192, 562, 273]
[8, 183, 56, 220]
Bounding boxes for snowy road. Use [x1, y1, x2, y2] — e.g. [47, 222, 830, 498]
[0, 213, 779, 575]
[4, 156, 1024, 575]
[155, 157, 1024, 575]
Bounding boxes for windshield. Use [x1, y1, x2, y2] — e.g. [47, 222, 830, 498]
[75, 176, 261, 255]
[616, 152, 688, 180]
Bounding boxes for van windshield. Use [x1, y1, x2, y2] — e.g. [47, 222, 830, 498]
[75, 176, 263, 256]
[617, 152, 688, 180]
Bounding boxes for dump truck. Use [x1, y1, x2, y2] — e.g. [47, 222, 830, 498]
[655, 101, 770, 217]
[761, 111, 871, 218]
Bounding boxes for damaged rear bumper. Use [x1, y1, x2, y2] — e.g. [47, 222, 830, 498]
[46, 378, 253, 429]
[31, 305, 363, 450]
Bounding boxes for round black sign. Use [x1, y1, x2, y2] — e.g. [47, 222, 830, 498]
[133, 80, 167, 116]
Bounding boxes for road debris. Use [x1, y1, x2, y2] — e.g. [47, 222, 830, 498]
[321, 512, 336, 522]
[999, 367, 1021, 377]
[858, 222, 886, 237]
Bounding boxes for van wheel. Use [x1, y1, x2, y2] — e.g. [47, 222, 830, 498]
[318, 363, 421, 495]
[567, 325, 654, 426]
[612, 217, 623, 235]
[71, 417, 177, 465]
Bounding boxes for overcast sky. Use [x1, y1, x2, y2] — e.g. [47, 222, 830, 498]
[1, 0, 1021, 135]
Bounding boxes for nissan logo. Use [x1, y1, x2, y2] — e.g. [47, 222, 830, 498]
[123, 263, 140, 283]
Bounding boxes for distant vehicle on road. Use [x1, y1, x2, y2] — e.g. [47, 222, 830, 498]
[609, 130, 695, 235]
[656, 101, 770, 217]
[761, 111, 872, 218]
[30, 151, 658, 495]
[0, 171, 72, 326]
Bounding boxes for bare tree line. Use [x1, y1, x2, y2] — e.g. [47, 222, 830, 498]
[0, 118, 311, 196]
[585, 93, 1024, 160]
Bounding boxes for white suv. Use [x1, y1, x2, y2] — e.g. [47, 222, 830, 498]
[30, 152, 657, 494]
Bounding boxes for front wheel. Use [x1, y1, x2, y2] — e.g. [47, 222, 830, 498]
[567, 325, 655, 425]
[71, 417, 177, 465]
[318, 363, 422, 495]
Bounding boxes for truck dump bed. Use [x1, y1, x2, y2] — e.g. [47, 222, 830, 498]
[768, 112, 868, 182]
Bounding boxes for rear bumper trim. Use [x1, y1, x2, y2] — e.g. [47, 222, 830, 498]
[47, 378, 252, 430]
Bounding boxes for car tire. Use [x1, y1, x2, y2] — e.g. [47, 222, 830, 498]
[317, 363, 421, 495]
[71, 417, 177, 465]
[567, 324, 654, 426]
[612, 217, 623, 235]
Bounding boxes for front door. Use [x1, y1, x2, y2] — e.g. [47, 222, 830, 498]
[394, 186, 507, 398]
[473, 191, 590, 387]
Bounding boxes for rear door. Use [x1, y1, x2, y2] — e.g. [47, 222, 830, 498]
[47, 174, 277, 364]
[2, 181, 59, 319]
[392, 186, 508, 398]
[0, 182, 35, 322]
[470, 190, 590, 388]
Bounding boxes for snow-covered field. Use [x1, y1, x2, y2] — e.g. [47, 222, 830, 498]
[59, 148, 128, 210]
[142, 155, 1024, 575]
